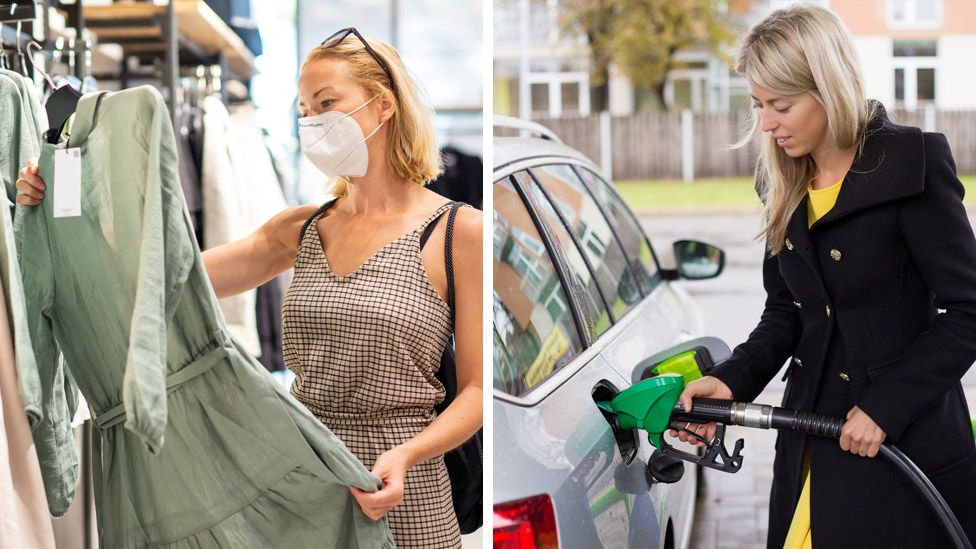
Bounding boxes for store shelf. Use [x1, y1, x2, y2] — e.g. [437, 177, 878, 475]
[82, 0, 255, 78]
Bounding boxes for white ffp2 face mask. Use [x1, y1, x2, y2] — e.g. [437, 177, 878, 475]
[298, 94, 384, 178]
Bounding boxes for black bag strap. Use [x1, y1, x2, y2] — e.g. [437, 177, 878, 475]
[419, 201, 458, 249]
[417, 201, 463, 325]
[297, 199, 338, 248]
[445, 203, 461, 326]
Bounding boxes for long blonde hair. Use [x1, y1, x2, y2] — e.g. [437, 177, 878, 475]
[734, 4, 875, 254]
[302, 36, 443, 197]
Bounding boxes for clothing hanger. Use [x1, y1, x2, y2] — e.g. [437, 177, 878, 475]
[15, 17, 28, 77]
[26, 39, 81, 144]
[0, 5, 13, 70]
[0, 3, 29, 74]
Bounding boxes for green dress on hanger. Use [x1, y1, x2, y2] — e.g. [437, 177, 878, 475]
[0, 69, 75, 513]
[16, 86, 396, 548]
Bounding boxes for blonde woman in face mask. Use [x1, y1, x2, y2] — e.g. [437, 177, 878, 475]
[16, 28, 482, 549]
[670, 5, 976, 549]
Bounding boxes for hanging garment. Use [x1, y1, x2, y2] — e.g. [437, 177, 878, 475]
[200, 95, 260, 355]
[256, 276, 285, 372]
[284, 200, 463, 548]
[428, 146, 483, 210]
[0, 71, 80, 515]
[230, 102, 288, 370]
[201, 96, 287, 356]
[0, 279, 55, 548]
[176, 109, 204, 246]
[0, 70, 45, 413]
[16, 86, 395, 548]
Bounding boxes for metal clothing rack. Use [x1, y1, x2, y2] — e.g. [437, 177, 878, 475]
[0, 1, 41, 75]
[81, 0, 257, 128]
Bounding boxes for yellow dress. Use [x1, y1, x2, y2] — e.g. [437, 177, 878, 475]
[785, 178, 843, 548]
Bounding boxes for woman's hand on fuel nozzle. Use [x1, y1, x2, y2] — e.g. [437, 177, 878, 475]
[840, 405, 886, 458]
[15, 160, 45, 206]
[670, 376, 732, 447]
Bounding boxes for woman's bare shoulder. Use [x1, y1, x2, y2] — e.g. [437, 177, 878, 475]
[450, 205, 483, 262]
[264, 204, 326, 251]
[453, 205, 483, 237]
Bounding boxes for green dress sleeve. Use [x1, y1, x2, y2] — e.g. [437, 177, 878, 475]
[119, 89, 194, 454]
[0, 74, 44, 422]
[15, 152, 79, 516]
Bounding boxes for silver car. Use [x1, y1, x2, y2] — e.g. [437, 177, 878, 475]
[492, 118, 725, 549]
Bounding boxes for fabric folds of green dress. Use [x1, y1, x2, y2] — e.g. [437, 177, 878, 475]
[0, 69, 79, 516]
[14, 85, 396, 548]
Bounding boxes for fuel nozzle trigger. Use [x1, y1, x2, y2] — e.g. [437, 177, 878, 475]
[659, 422, 744, 473]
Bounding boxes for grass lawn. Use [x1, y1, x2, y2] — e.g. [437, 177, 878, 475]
[616, 175, 976, 211]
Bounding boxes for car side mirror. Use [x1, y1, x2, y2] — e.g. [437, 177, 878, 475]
[672, 239, 725, 280]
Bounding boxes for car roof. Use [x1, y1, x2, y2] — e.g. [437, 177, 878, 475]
[493, 135, 593, 174]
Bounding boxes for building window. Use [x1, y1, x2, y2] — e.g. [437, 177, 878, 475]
[893, 64, 937, 108]
[893, 40, 937, 57]
[527, 73, 590, 118]
[892, 39, 938, 109]
[887, 0, 942, 29]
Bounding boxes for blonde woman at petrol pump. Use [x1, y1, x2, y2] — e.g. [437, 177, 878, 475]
[674, 5, 976, 548]
[17, 28, 482, 549]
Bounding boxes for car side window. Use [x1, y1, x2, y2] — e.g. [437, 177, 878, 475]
[575, 166, 662, 294]
[493, 178, 585, 396]
[531, 164, 644, 320]
[513, 170, 612, 338]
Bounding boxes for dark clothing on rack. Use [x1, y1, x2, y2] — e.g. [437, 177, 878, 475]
[428, 147, 482, 210]
[256, 278, 284, 373]
[177, 110, 204, 245]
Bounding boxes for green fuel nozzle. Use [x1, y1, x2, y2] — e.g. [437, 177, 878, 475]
[595, 347, 866, 473]
[595, 375, 684, 449]
[596, 373, 745, 473]
[595, 347, 973, 548]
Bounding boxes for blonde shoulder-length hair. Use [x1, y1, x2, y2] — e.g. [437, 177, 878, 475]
[734, 4, 877, 254]
[301, 36, 443, 197]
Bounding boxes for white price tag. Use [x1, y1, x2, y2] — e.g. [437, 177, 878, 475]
[53, 148, 82, 218]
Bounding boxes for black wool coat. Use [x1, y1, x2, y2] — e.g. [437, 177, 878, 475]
[711, 105, 976, 548]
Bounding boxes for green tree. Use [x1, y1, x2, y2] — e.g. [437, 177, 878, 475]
[559, 0, 618, 113]
[561, 0, 738, 112]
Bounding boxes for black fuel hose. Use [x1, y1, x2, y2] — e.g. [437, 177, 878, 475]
[671, 398, 972, 549]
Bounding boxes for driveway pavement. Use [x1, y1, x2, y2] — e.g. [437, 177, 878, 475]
[640, 209, 976, 548]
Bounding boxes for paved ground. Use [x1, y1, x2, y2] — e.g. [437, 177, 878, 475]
[462, 529, 482, 548]
[640, 209, 976, 549]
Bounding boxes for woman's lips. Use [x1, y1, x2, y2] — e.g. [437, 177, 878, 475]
[776, 136, 793, 148]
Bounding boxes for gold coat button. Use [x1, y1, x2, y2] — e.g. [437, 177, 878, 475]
[786, 238, 794, 251]
[839, 373, 851, 382]
[825, 305, 832, 317]
[794, 357, 803, 367]
[830, 249, 842, 261]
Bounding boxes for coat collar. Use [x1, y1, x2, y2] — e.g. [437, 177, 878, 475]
[791, 102, 926, 235]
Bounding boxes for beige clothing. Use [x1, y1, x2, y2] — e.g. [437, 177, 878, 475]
[0, 283, 55, 548]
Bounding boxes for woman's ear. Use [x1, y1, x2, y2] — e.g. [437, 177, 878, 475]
[378, 91, 396, 124]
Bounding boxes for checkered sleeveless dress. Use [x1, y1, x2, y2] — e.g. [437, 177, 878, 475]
[283, 200, 462, 548]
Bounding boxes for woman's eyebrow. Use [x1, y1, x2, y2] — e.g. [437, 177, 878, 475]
[750, 94, 788, 104]
[312, 86, 336, 99]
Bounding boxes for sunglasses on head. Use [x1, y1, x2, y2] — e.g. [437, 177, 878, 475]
[321, 27, 398, 99]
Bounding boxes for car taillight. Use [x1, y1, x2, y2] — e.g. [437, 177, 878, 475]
[493, 494, 558, 548]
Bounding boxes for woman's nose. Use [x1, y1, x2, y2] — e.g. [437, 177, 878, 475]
[760, 111, 778, 133]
